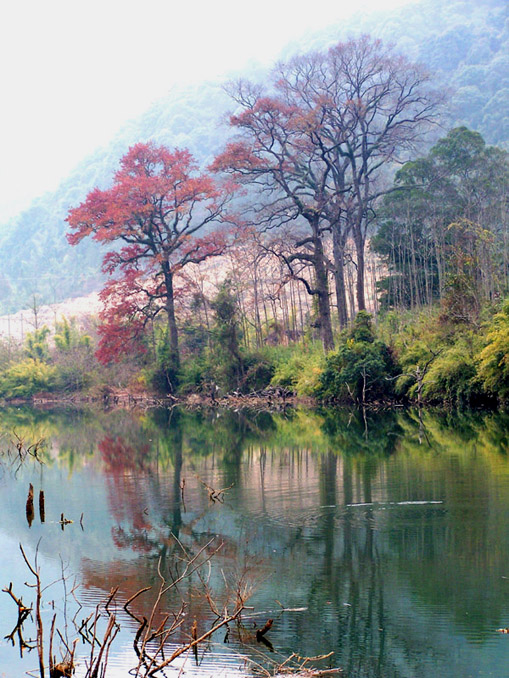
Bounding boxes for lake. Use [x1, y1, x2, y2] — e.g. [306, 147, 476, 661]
[1, 405, 509, 678]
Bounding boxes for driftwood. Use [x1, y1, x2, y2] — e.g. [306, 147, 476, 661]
[256, 618, 273, 641]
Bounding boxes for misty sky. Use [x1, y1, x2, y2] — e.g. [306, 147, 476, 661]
[0, 0, 413, 223]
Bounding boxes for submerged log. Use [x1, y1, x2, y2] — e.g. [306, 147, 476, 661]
[26, 483, 34, 527]
[39, 490, 45, 523]
[256, 618, 273, 641]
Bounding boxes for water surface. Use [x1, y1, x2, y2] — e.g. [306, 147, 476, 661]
[1, 406, 509, 678]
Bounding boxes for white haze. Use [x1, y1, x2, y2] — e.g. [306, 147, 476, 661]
[0, 0, 413, 223]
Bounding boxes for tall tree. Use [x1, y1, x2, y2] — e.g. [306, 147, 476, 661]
[214, 36, 439, 344]
[373, 128, 509, 311]
[275, 36, 440, 312]
[67, 143, 234, 384]
[212, 88, 336, 350]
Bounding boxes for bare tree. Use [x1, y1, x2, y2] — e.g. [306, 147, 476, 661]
[276, 36, 441, 313]
[213, 82, 336, 350]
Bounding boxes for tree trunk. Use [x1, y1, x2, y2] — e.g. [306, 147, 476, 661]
[332, 227, 349, 329]
[314, 236, 335, 352]
[253, 258, 263, 347]
[354, 232, 367, 312]
[164, 268, 180, 373]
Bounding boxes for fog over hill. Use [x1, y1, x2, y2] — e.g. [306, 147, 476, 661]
[0, 0, 507, 314]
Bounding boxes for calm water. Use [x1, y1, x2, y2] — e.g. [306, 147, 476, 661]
[1, 405, 509, 678]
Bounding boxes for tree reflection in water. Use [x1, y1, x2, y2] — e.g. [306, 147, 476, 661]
[1, 405, 509, 677]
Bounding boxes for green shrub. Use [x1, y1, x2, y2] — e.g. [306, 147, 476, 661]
[25, 327, 50, 361]
[241, 352, 274, 392]
[177, 348, 274, 396]
[318, 313, 396, 403]
[419, 339, 485, 405]
[177, 353, 213, 395]
[478, 299, 509, 402]
[271, 342, 325, 396]
[148, 326, 180, 393]
[319, 340, 395, 403]
[0, 359, 58, 399]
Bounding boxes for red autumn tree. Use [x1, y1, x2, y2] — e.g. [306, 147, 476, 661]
[67, 143, 235, 381]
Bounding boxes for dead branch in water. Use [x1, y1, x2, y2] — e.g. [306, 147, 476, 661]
[9, 432, 46, 474]
[39, 490, 45, 523]
[125, 537, 242, 677]
[256, 618, 273, 641]
[198, 476, 235, 503]
[4, 543, 120, 678]
[19, 543, 45, 677]
[3, 531, 339, 678]
[2, 581, 34, 654]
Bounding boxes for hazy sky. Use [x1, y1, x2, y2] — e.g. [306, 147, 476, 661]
[0, 0, 412, 223]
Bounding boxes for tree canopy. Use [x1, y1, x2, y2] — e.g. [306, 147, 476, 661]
[67, 142, 235, 385]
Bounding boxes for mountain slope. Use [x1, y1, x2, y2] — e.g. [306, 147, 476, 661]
[0, 0, 506, 313]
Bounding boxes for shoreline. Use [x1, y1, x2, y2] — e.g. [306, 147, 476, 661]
[0, 387, 502, 414]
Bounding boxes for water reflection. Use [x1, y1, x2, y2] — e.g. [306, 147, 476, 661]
[1, 405, 509, 677]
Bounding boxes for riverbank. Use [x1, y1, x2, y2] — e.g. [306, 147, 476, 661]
[25, 385, 311, 413]
[1, 302, 508, 412]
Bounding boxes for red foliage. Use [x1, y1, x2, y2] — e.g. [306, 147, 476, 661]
[66, 143, 236, 363]
[99, 435, 151, 473]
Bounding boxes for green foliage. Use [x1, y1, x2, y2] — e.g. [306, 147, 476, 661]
[51, 317, 94, 392]
[241, 351, 275, 392]
[350, 311, 376, 343]
[148, 326, 180, 394]
[439, 219, 497, 325]
[271, 342, 325, 396]
[394, 340, 437, 396]
[177, 353, 213, 395]
[419, 339, 485, 406]
[208, 281, 246, 391]
[24, 326, 50, 361]
[373, 128, 508, 312]
[0, 358, 57, 398]
[478, 299, 509, 401]
[389, 307, 488, 405]
[318, 313, 396, 403]
[54, 317, 91, 351]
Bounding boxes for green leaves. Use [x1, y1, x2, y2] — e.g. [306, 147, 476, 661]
[478, 300, 509, 400]
[24, 327, 50, 361]
[0, 359, 57, 398]
[318, 313, 396, 404]
[373, 127, 509, 312]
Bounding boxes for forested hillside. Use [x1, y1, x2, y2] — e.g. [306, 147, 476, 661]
[0, 0, 506, 313]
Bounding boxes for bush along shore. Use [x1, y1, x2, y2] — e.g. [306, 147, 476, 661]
[0, 299, 508, 412]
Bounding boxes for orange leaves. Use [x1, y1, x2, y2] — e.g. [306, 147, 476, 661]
[210, 141, 263, 174]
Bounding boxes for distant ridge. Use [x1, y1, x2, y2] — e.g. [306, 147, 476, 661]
[0, 0, 506, 314]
